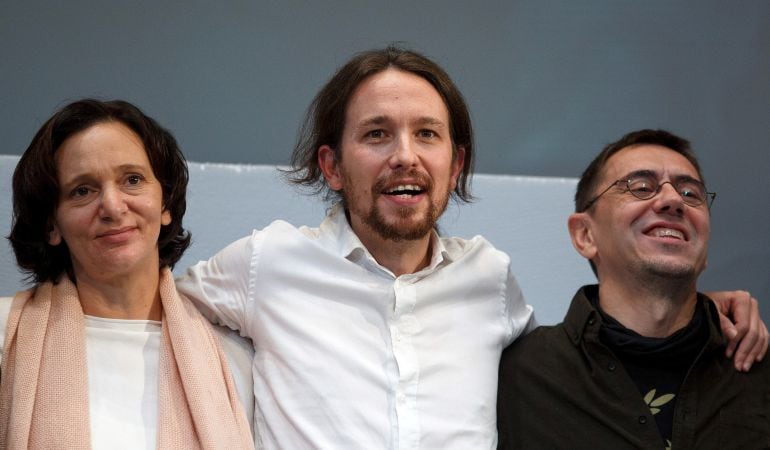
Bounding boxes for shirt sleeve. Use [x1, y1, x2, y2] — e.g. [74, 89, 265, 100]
[504, 270, 537, 346]
[175, 233, 259, 335]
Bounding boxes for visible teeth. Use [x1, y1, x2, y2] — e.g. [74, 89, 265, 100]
[650, 227, 684, 240]
[386, 184, 422, 194]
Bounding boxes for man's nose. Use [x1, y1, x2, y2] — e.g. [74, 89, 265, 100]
[653, 181, 685, 215]
[388, 134, 418, 169]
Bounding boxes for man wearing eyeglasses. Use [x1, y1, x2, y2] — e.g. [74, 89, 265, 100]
[497, 129, 770, 449]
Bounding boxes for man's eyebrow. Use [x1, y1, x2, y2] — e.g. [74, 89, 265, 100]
[621, 169, 703, 184]
[355, 116, 389, 128]
[413, 116, 446, 127]
[620, 169, 657, 180]
[355, 116, 447, 128]
[671, 174, 704, 185]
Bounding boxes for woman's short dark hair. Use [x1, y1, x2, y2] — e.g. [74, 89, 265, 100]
[287, 45, 475, 203]
[9, 99, 191, 283]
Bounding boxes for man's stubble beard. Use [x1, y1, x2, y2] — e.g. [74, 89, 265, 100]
[629, 255, 701, 299]
[341, 168, 450, 242]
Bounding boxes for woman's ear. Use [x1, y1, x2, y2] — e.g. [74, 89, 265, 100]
[48, 222, 62, 246]
[161, 209, 172, 226]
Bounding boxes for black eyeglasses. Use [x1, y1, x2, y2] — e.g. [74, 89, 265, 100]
[583, 173, 716, 211]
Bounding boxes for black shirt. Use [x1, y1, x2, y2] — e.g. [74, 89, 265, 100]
[593, 292, 709, 447]
[497, 285, 770, 450]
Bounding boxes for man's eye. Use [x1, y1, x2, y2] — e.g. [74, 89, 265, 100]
[365, 129, 385, 139]
[418, 129, 436, 139]
[680, 186, 703, 201]
[630, 180, 655, 193]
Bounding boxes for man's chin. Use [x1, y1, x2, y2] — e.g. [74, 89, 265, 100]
[366, 214, 436, 242]
[639, 259, 698, 281]
[374, 222, 434, 242]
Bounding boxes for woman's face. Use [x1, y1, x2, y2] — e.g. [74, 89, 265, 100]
[48, 121, 171, 283]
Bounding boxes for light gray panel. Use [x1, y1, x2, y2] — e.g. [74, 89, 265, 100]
[1, 155, 588, 324]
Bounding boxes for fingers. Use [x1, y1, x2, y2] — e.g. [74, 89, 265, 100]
[711, 289, 749, 359]
[730, 293, 766, 372]
[701, 289, 767, 372]
[755, 321, 769, 363]
[721, 312, 739, 359]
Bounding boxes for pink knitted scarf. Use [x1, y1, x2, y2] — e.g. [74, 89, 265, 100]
[0, 268, 254, 449]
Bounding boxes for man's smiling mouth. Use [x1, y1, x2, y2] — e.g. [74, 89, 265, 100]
[646, 227, 685, 241]
[384, 184, 425, 198]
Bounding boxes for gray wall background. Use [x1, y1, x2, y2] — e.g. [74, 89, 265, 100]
[2, 1, 769, 316]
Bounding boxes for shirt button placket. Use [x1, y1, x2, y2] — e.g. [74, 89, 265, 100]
[391, 278, 420, 449]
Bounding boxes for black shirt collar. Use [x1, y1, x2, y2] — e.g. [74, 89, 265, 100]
[564, 285, 727, 354]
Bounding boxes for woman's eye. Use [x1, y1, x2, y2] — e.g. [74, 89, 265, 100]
[72, 186, 91, 197]
[126, 174, 143, 185]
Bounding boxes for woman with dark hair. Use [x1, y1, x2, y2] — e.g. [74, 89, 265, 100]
[0, 99, 255, 449]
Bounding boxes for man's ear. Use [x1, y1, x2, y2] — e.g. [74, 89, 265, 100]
[48, 222, 62, 246]
[449, 146, 466, 191]
[567, 212, 597, 260]
[318, 145, 343, 191]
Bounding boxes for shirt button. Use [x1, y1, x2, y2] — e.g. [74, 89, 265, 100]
[588, 318, 595, 325]
[607, 362, 616, 371]
[638, 416, 647, 424]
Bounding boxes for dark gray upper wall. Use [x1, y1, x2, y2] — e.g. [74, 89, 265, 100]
[2, 1, 768, 309]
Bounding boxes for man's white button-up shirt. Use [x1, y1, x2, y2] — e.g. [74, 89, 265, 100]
[177, 205, 535, 449]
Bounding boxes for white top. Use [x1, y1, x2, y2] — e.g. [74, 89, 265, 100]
[176, 205, 536, 450]
[0, 295, 256, 449]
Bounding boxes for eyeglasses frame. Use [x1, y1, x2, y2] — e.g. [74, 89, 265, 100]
[582, 177, 716, 211]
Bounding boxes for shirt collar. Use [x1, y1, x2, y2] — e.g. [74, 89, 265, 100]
[564, 285, 727, 350]
[320, 203, 451, 278]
